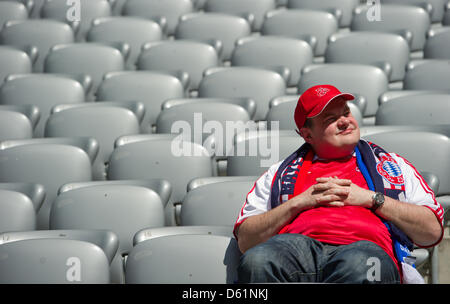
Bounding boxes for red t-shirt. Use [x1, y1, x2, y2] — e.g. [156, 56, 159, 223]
[278, 155, 397, 268]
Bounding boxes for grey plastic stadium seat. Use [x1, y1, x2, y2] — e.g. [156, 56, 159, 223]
[0, 239, 110, 283]
[108, 137, 214, 226]
[156, 101, 251, 157]
[299, 64, 389, 118]
[231, 36, 313, 87]
[50, 184, 165, 283]
[0, 2, 27, 29]
[44, 43, 126, 100]
[125, 234, 240, 283]
[378, 90, 449, 105]
[59, 179, 172, 207]
[0, 229, 119, 264]
[180, 180, 254, 226]
[41, 0, 112, 42]
[203, 0, 276, 31]
[0, 110, 32, 140]
[87, 16, 163, 70]
[325, 32, 409, 82]
[162, 97, 257, 120]
[375, 94, 450, 125]
[403, 60, 450, 91]
[137, 40, 219, 91]
[360, 124, 450, 139]
[380, 0, 445, 23]
[187, 176, 257, 192]
[133, 225, 233, 245]
[362, 131, 450, 207]
[424, 27, 450, 60]
[0, 104, 40, 131]
[351, 4, 430, 52]
[198, 66, 287, 121]
[122, 0, 193, 36]
[286, 0, 359, 27]
[96, 71, 185, 133]
[45, 103, 140, 180]
[0, 74, 87, 137]
[0, 138, 95, 229]
[266, 96, 363, 130]
[227, 130, 304, 176]
[0, 189, 36, 233]
[0, 182, 45, 212]
[0, 45, 31, 84]
[0, 19, 75, 72]
[174, 12, 252, 61]
[261, 9, 338, 57]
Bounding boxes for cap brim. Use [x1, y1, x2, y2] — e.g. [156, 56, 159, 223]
[307, 93, 355, 118]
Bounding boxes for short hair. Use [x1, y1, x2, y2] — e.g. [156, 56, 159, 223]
[303, 118, 313, 129]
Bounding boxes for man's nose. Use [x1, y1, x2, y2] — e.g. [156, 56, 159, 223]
[337, 116, 350, 129]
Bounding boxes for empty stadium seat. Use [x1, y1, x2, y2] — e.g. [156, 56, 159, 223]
[41, 0, 112, 41]
[45, 103, 141, 180]
[203, 0, 277, 31]
[96, 71, 186, 133]
[424, 27, 450, 60]
[137, 40, 219, 91]
[0, 45, 32, 84]
[187, 175, 257, 191]
[122, 0, 193, 36]
[87, 16, 163, 70]
[351, 4, 430, 52]
[0, 238, 110, 283]
[0, 109, 33, 140]
[325, 32, 410, 83]
[261, 9, 338, 57]
[286, 0, 359, 27]
[174, 12, 252, 61]
[231, 36, 314, 87]
[50, 184, 165, 283]
[380, 0, 445, 23]
[198, 66, 287, 121]
[0, 182, 45, 212]
[0, 2, 27, 30]
[125, 234, 240, 283]
[44, 43, 126, 100]
[0, 138, 95, 229]
[0, 19, 75, 72]
[0, 189, 36, 233]
[403, 60, 450, 91]
[0, 74, 87, 137]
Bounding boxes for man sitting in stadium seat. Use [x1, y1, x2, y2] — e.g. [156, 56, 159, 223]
[234, 84, 443, 284]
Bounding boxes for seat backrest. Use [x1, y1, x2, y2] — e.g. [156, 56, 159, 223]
[0, 19, 75, 72]
[187, 175, 257, 191]
[325, 32, 409, 82]
[174, 13, 252, 61]
[0, 74, 86, 137]
[351, 4, 430, 51]
[44, 43, 125, 99]
[261, 9, 338, 56]
[137, 40, 219, 90]
[41, 0, 112, 41]
[403, 60, 450, 91]
[198, 66, 286, 121]
[380, 0, 445, 23]
[0, 189, 36, 233]
[0, 140, 93, 229]
[231, 36, 314, 87]
[362, 131, 450, 195]
[204, 0, 277, 31]
[181, 180, 254, 226]
[0, 2, 27, 29]
[227, 130, 304, 176]
[0, 104, 40, 130]
[125, 234, 241, 283]
[0, 229, 119, 264]
[0, 109, 32, 140]
[287, 0, 360, 27]
[87, 16, 163, 70]
[299, 64, 389, 117]
[0, 238, 110, 283]
[424, 27, 450, 60]
[96, 71, 185, 133]
[0, 182, 45, 212]
[375, 94, 450, 125]
[0, 46, 31, 84]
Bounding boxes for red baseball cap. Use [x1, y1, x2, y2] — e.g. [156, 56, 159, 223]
[294, 84, 354, 130]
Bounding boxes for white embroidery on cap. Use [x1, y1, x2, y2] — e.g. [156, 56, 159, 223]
[315, 87, 330, 97]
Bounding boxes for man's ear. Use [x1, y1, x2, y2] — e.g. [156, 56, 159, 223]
[298, 127, 313, 143]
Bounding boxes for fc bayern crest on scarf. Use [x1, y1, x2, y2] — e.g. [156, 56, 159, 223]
[377, 156, 405, 186]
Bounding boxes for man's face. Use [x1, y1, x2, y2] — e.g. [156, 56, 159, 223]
[300, 97, 360, 159]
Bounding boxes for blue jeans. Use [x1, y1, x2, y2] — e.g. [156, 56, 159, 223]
[238, 234, 400, 283]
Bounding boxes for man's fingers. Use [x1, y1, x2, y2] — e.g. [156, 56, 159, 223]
[316, 194, 344, 204]
[313, 183, 350, 194]
[316, 177, 352, 186]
